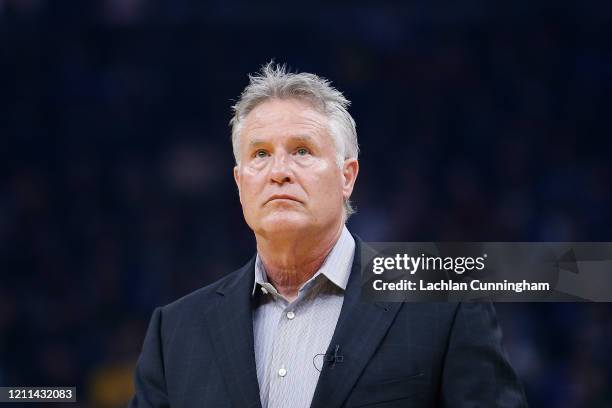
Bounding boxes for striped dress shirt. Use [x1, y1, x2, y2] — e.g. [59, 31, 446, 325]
[252, 226, 355, 408]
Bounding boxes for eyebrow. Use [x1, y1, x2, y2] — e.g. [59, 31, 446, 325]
[248, 135, 316, 148]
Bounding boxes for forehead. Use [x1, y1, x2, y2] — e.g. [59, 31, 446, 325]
[241, 98, 330, 142]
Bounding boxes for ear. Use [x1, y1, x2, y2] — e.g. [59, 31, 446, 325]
[233, 165, 241, 199]
[341, 159, 359, 200]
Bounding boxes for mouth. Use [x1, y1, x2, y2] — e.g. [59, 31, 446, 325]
[265, 195, 302, 205]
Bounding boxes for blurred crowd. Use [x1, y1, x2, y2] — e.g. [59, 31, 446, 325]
[1, 0, 611, 406]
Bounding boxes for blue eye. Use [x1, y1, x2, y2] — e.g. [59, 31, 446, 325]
[255, 150, 269, 158]
[296, 148, 309, 156]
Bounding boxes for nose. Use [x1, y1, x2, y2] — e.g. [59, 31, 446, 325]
[269, 151, 293, 185]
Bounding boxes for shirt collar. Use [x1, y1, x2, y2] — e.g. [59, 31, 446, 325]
[252, 225, 355, 297]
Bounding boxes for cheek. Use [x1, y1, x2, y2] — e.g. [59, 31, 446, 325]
[242, 163, 264, 178]
[308, 165, 344, 201]
[238, 170, 262, 204]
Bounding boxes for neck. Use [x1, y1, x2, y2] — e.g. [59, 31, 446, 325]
[256, 223, 344, 302]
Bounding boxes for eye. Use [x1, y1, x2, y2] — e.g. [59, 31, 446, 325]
[254, 149, 269, 158]
[295, 147, 310, 156]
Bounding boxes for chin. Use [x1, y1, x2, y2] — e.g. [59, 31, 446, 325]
[258, 212, 311, 235]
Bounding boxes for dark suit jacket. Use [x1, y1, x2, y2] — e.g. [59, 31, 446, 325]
[129, 237, 528, 407]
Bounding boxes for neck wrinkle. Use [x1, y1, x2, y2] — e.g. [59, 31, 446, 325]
[256, 223, 344, 300]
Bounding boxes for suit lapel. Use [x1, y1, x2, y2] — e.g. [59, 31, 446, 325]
[310, 237, 403, 408]
[203, 257, 262, 408]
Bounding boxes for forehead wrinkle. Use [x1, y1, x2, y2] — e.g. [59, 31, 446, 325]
[240, 100, 334, 153]
[244, 101, 328, 131]
[244, 115, 328, 143]
[245, 116, 326, 133]
[247, 134, 317, 148]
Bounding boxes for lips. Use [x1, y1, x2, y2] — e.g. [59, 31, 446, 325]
[265, 194, 302, 204]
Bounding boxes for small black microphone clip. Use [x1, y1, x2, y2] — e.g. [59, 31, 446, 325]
[324, 345, 344, 368]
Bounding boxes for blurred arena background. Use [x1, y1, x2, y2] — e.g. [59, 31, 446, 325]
[1, 0, 611, 406]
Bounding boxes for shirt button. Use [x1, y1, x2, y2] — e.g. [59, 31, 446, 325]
[286, 311, 295, 320]
[278, 367, 287, 377]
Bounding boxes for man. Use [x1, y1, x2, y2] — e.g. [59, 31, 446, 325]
[130, 63, 528, 407]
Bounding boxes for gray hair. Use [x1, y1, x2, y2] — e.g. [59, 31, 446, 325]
[229, 61, 359, 218]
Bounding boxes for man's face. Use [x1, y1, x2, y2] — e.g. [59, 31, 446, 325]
[233, 98, 358, 238]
